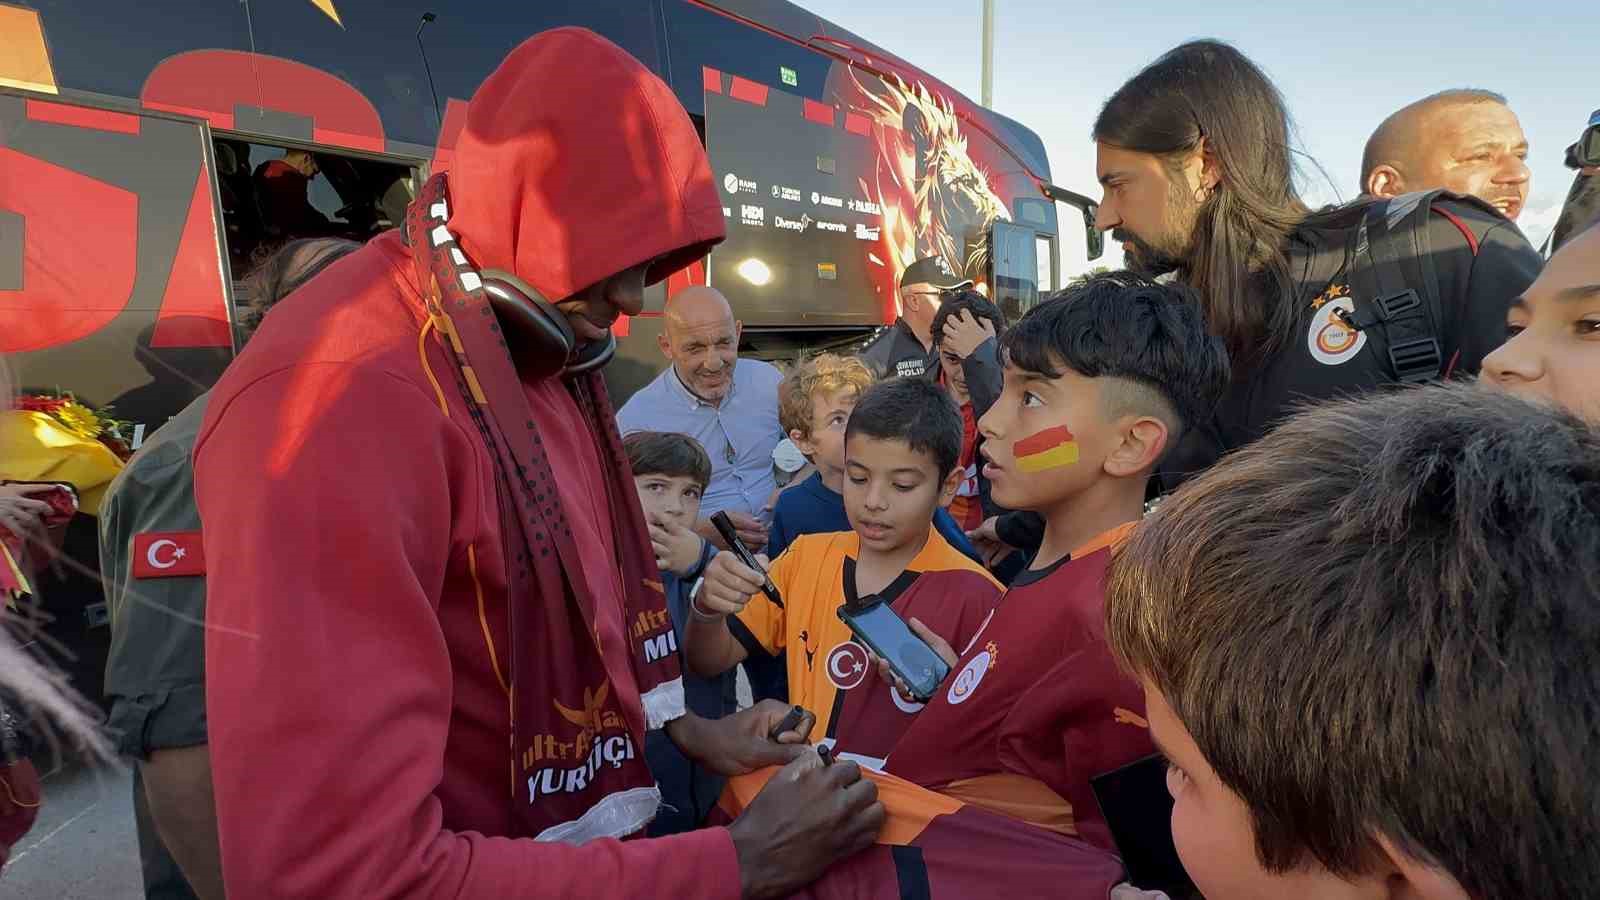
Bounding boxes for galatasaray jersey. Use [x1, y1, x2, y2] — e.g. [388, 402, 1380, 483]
[728, 527, 1001, 753]
[884, 524, 1151, 852]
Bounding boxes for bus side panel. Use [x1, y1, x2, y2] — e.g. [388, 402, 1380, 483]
[0, 93, 233, 434]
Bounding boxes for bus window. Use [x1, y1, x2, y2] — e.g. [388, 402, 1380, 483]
[989, 220, 1039, 323]
[1036, 233, 1056, 294]
[215, 138, 416, 280]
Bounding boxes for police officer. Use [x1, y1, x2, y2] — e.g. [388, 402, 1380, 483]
[858, 255, 972, 380]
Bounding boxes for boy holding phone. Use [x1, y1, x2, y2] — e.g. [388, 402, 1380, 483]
[1104, 384, 1600, 897]
[880, 274, 1230, 853]
[686, 378, 1001, 764]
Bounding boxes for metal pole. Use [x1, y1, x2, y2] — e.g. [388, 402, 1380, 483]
[981, 0, 995, 108]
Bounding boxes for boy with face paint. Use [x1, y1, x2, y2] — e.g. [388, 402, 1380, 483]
[879, 273, 1230, 852]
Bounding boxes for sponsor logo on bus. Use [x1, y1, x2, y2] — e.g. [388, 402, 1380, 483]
[775, 214, 812, 233]
[848, 199, 883, 216]
[724, 173, 758, 195]
[772, 185, 802, 202]
[855, 224, 881, 241]
[816, 220, 847, 233]
[740, 204, 766, 226]
[811, 192, 844, 208]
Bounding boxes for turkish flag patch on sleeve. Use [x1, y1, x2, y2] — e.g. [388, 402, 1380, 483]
[131, 531, 206, 578]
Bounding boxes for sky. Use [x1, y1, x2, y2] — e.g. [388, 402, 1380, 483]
[802, 0, 1597, 275]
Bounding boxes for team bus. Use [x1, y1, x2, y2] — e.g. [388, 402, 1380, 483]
[0, 0, 1099, 699]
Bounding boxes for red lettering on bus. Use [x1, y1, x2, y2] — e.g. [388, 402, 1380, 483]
[141, 50, 384, 153]
[0, 148, 138, 353]
[151, 164, 232, 348]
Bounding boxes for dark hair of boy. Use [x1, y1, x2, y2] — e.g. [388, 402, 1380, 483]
[844, 377, 962, 480]
[1105, 383, 1600, 897]
[1003, 272, 1230, 449]
[622, 431, 712, 489]
[929, 291, 1005, 348]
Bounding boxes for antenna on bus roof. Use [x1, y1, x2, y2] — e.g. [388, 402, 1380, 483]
[417, 12, 442, 132]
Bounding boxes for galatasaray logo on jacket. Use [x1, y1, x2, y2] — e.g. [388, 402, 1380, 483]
[1307, 284, 1367, 366]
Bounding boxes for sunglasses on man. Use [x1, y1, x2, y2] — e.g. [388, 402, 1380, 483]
[1563, 109, 1600, 170]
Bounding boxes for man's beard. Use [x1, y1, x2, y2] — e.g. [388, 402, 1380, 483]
[1114, 229, 1184, 277]
[1115, 179, 1200, 278]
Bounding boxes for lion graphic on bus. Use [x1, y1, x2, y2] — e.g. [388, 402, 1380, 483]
[849, 73, 1011, 284]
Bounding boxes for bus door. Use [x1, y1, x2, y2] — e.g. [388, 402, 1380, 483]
[1, 93, 235, 440]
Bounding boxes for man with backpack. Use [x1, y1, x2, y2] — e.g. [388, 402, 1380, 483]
[1091, 40, 1543, 489]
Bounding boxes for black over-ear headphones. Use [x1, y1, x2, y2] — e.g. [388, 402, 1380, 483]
[478, 268, 615, 379]
[406, 174, 615, 381]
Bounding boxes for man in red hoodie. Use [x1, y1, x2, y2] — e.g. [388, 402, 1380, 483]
[194, 29, 882, 899]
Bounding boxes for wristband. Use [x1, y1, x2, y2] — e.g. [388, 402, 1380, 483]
[687, 578, 725, 622]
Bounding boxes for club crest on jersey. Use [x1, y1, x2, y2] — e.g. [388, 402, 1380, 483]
[826, 641, 870, 690]
[1307, 287, 1367, 366]
[889, 684, 926, 714]
[947, 642, 997, 706]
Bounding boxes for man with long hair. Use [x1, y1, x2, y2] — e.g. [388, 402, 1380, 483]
[1091, 40, 1543, 487]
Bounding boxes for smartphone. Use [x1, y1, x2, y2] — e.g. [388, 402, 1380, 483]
[709, 511, 782, 606]
[836, 600, 949, 702]
[1090, 754, 1195, 896]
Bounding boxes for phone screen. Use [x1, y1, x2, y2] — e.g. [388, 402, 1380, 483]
[839, 602, 949, 701]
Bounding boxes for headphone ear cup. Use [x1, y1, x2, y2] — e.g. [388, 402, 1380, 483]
[564, 332, 616, 376]
[480, 270, 574, 379]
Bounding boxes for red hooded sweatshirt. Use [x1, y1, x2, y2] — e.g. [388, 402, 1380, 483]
[195, 29, 729, 898]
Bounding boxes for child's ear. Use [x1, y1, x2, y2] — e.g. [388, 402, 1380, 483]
[1103, 416, 1169, 478]
[789, 428, 818, 458]
[938, 465, 963, 507]
[1368, 833, 1471, 900]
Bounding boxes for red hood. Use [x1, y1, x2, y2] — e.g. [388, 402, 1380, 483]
[448, 28, 724, 299]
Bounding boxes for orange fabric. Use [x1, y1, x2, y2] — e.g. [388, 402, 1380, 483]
[736, 528, 998, 740]
[940, 772, 1076, 836]
[722, 764, 963, 847]
[1070, 521, 1137, 560]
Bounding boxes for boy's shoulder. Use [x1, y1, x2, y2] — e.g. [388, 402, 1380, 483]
[772, 474, 837, 515]
[913, 528, 1002, 587]
[783, 529, 859, 562]
[906, 566, 1004, 599]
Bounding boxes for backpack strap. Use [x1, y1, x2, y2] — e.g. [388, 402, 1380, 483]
[1339, 190, 1449, 383]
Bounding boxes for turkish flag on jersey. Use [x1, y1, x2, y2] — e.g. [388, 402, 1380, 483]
[131, 530, 206, 578]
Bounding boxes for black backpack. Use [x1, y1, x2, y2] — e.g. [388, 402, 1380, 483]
[1334, 188, 1494, 384]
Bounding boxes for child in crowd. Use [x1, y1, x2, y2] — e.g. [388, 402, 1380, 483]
[880, 273, 1230, 853]
[686, 378, 1002, 764]
[621, 431, 735, 835]
[1481, 222, 1600, 422]
[928, 291, 1006, 533]
[767, 353, 976, 560]
[1105, 383, 1600, 897]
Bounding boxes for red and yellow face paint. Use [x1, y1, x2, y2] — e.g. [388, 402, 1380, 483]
[1014, 425, 1079, 473]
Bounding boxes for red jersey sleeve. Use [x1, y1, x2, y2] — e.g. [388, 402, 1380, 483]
[195, 366, 739, 899]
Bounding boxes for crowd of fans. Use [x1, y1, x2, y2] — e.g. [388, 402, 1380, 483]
[1, 27, 1597, 900]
